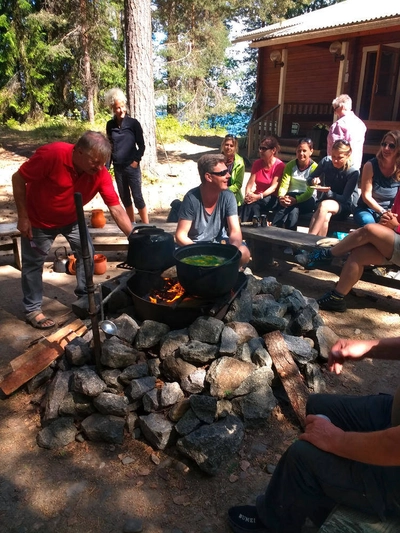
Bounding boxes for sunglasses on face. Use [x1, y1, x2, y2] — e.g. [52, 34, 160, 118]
[381, 141, 396, 150]
[259, 146, 272, 152]
[210, 168, 229, 177]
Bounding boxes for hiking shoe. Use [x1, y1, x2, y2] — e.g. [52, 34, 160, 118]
[295, 247, 332, 268]
[317, 291, 347, 312]
[227, 505, 269, 533]
[252, 217, 260, 228]
[294, 251, 310, 266]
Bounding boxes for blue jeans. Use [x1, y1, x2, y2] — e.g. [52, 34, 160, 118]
[354, 207, 380, 227]
[256, 393, 399, 532]
[114, 163, 146, 210]
[21, 223, 94, 314]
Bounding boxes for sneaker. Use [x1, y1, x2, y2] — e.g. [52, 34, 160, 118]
[295, 247, 332, 268]
[317, 291, 347, 312]
[227, 505, 269, 533]
[294, 251, 310, 266]
[252, 217, 260, 228]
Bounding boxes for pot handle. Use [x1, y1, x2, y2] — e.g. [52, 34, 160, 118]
[55, 246, 68, 259]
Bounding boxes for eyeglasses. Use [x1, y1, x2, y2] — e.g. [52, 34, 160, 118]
[381, 141, 396, 150]
[210, 168, 229, 177]
[259, 146, 272, 152]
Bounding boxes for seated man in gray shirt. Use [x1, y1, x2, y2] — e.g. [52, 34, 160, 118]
[176, 153, 250, 268]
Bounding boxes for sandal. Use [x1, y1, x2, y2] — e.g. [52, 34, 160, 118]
[26, 310, 56, 330]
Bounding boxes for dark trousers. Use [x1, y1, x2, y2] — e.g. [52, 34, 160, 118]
[255, 393, 399, 532]
[272, 195, 315, 231]
[240, 196, 278, 222]
[114, 163, 146, 210]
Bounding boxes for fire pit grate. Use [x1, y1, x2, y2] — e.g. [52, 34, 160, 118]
[116, 262, 134, 270]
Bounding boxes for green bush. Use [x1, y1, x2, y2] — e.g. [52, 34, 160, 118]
[156, 115, 226, 144]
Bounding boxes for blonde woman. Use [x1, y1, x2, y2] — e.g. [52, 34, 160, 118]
[306, 139, 359, 237]
[105, 88, 149, 224]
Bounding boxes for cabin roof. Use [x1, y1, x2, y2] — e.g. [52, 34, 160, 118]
[233, 0, 400, 45]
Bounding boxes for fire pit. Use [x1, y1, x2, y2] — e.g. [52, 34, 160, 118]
[126, 271, 248, 328]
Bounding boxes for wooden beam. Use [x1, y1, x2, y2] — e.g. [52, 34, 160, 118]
[263, 330, 309, 428]
[0, 319, 87, 396]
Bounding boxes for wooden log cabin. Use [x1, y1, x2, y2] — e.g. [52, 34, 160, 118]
[233, 1, 400, 164]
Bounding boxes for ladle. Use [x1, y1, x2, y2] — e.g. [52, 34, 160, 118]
[98, 284, 118, 336]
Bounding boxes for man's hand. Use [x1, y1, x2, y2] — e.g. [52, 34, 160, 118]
[328, 338, 376, 374]
[299, 414, 344, 453]
[17, 216, 33, 240]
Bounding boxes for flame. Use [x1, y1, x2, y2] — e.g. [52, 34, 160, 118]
[149, 278, 185, 304]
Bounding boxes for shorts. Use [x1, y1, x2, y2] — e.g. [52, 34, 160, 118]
[389, 232, 400, 266]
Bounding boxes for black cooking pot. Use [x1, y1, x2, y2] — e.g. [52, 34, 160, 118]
[173, 243, 241, 299]
[127, 226, 175, 272]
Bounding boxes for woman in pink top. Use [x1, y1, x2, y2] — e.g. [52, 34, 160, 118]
[241, 136, 285, 225]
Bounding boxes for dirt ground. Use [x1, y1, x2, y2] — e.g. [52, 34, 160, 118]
[1, 135, 400, 533]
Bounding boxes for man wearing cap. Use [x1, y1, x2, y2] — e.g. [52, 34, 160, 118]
[12, 130, 132, 329]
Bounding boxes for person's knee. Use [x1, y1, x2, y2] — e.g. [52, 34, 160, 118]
[306, 394, 333, 415]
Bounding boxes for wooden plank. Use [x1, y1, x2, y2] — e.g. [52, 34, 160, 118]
[319, 505, 400, 532]
[263, 330, 309, 428]
[0, 319, 87, 395]
[0, 343, 63, 396]
[364, 120, 400, 131]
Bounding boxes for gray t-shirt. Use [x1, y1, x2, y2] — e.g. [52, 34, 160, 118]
[178, 186, 238, 243]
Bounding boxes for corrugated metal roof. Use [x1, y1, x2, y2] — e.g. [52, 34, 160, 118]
[233, 0, 400, 43]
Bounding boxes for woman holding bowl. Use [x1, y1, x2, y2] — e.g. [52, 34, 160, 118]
[241, 136, 285, 226]
[306, 139, 359, 237]
[221, 134, 245, 209]
[354, 130, 400, 226]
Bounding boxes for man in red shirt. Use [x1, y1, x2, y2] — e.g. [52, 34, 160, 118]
[12, 130, 133, 329]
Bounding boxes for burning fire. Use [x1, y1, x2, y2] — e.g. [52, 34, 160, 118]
[149, 278, 185, 304]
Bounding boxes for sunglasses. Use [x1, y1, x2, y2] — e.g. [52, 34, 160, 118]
[381, 141, 396, 150]
[210, 168, 229, 177]
[259, 146, 272, 152]
[225, 134, 237, 139]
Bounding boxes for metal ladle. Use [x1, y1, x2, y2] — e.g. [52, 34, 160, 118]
[98, 284, 118, 336]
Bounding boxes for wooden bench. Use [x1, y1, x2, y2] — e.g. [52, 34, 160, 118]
[240, 224, 400, 291]
[0, 223, 21, 270]
[318, 504, 400, 532]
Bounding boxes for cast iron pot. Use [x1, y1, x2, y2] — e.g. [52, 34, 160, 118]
[173, 242, 241, 299]
[127, 226, 175, 272]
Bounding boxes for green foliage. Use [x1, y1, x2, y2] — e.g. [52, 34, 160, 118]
[156, 115, 226, 144]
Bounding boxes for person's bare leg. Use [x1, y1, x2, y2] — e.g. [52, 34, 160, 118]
[331, 224, 396, 259]
[138, 206, 149, 224]
[125, 205, 135, 222]
[309, 200, 338, 236]
[335, 245, 387, 295]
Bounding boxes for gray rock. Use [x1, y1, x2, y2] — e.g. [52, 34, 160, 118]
[252, 346, 273, 368]
[188, 316, 224, 344]
[112, 313, 140, 344]
[280, 284, 295, 298]
[126, 412, 139, 434]
[305, 363, 326, 393]
[216, 399, 233, 418]
[227, 367, 274, 398]
[119, 363, 149, 384]
[225, 322, 259, 344]
[162, 355, 197, 382]
[59, 392, 96, 418]
[37, 417, 77, 449]
[147, 357, 161, 377]
[142, 387, 160, 412]
[189, 395, 217, 424]
[81, 413, 125, 444]
[159, 329, 190, 359]
[179, 340, 219, 365]
[101, 369, 124, 392]
[245, 275, 262, 297]
[168, 398, 191, 422]
[125, 376, 156, 402]
[176, 415, 244, 475]
[134, 320, 170, 350]
[251, 315, 288, 334]
[260, 276, 282, 299]
[180, 368, 206, 394]
[282, 334, 318, 364]
[160, 382, 184, 407]
[235, 342, 253, 364]
[232, 384, 277, 428]
[93, 392, 129, 416]
[139, 412, 175, 450]
[219, 326, 239, 356]
[26, 366, 54, 394]
[224, 287, 253, 323]
[314, 325, 339, 361]
[42, 370, 73, 425]
[71, 367, 107, 397]
[175, 408, 202, 436]
[253, 299, 288, 320]
[101, 337, 140, 368]
[206, 356, 256, 399]
[289, 306, 315, 336]
[281, 289, 309, 313]
[65, 337, 92, 366]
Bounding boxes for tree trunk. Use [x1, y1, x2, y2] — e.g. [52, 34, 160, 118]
[124, 0, 157, 171]
[80, 0, 95, 124]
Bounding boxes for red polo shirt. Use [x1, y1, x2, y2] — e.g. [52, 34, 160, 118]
[18, 142, 120, 229]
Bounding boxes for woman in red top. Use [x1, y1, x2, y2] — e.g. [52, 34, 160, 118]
[241, 136, 285, 225]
